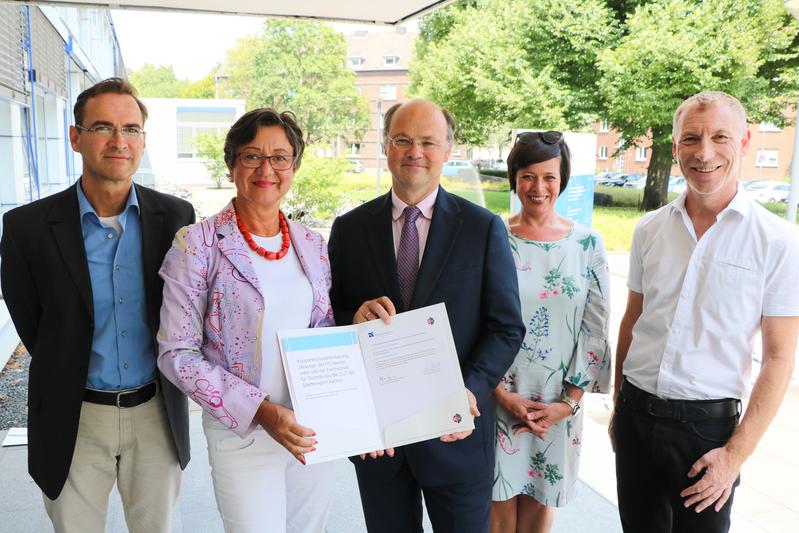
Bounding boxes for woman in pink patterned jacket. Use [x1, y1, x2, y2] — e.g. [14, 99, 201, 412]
[157, 109, 334, 533]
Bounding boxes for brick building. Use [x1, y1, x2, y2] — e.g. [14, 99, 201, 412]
[594, 112, 796, 182]
[345, 28, 469, 172]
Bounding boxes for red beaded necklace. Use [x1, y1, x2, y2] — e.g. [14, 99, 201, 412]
[234, 204, 290, 261]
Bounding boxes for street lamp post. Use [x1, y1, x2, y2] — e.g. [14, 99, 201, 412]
[375, 96, 382, 195]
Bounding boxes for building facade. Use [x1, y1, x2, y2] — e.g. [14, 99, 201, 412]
[345, 28, 469, 172]
[593, 114, 796, 182]
[141, 98, 245, 185]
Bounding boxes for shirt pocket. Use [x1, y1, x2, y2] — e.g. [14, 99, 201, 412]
[700, 257, 762, 330]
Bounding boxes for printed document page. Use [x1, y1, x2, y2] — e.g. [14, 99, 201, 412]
[278, 303, 473, 464]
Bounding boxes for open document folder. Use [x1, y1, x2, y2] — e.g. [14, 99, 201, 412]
[277, 303, 474, 465]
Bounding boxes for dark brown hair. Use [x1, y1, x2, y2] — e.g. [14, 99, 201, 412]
[73, 77, 148, 126]
[224, 108, 305, 170]
[507, 133, 571, 193]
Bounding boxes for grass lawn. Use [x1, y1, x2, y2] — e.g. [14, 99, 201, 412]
[592, 207, 642, 251]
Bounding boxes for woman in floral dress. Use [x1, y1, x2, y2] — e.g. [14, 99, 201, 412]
[491, 131, 611, 533]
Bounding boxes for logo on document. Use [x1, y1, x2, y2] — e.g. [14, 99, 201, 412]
[427, 317, 435, 325]
[452, 413, 462, 424]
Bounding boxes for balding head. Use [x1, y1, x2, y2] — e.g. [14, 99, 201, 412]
[383, 99, 456, 146]
[382, 98, 455, 205]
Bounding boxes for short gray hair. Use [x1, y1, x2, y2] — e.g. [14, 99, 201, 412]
[382, 100, 456, 145]
[672, 91, 748, 138]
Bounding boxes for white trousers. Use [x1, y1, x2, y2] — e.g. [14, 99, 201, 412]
[43, 389, 181, 533]
[202, 412, 335, 533]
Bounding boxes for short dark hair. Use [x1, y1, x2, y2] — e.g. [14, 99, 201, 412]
[507, 133, 571, 193]
[73, 77, 148, 126]
[224, 108, 305, 170]
[382, 100, 456, 144]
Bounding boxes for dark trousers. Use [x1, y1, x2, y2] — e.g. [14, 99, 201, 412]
[354, 450, 491, 533]
[613, 380, 741, 533]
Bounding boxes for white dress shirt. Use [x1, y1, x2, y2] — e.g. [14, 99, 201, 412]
[391, 188, 438, 265]
[624, 185, 799, 400]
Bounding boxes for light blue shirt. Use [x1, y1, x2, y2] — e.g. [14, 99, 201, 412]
[77, 180, 156, 390]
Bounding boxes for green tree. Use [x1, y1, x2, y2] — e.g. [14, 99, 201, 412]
[179, 72, 216, 99]
[195, 131, 229, 189]
[411, 0, 799, 211]
[223, 20, 369, 144]
[410, 0, 618, 145]
[128, 64, 187, 97]
[284, 149, 348, 222]
[599, 0, 799, 210]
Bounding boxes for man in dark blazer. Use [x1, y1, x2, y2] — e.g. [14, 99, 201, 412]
[328, 98, 524, 533]
[0, 78, 194, 532]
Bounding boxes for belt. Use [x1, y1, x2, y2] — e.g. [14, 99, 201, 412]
[84, 382, 157, 408]
[621, 379, 740, 422]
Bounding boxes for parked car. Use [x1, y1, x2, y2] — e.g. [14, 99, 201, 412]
[600, 173, 641, 187]
[593, 171, 619, 185]
[442, 159, 477, 178]
[743, 180, 790, 203]
[622, 174, 647, 189]
[348, 159, 364, 173]
[668, 176, 686, 193]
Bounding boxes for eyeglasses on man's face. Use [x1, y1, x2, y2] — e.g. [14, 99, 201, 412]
[515, 131, 563, 145]
[235, 152, 295, 171]
[76, 124, 145, 140]
[387, 136, 445, 153]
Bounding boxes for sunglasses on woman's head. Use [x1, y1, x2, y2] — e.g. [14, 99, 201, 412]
[515, 131, 563, 145]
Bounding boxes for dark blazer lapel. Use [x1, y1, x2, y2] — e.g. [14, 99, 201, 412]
[365, 193, 403, 306]
[411, 187, 462, 308]
[137, 185, 165, 327]
[48, 185, 93, 316]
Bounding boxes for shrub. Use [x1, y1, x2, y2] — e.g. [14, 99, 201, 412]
[284, 148, 348, 223]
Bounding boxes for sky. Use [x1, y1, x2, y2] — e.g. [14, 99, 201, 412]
[111, 10, 416, 81]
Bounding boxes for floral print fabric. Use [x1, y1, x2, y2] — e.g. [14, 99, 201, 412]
[493, 224, 611, 507]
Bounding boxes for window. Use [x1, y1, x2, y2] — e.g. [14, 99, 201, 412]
[758, 122, 781, 133]
[383, 55, 399, 67]
[636, 146, 647, 161]
[452, 148, 461, 157]
[348, 56, 364, 68]
[348, 143, 363, 156]
[598, 146, 608, 159]
[599, 120, 609, 133]
[176, 107, 237, 159]
[379, 84, 397, 101]
[617, 138, 625, 149]
[755, 150, 779, 168]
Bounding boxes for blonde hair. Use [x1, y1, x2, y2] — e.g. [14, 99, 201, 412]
[672, 91, 747, 138]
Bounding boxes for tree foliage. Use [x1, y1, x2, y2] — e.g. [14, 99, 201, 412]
[410, 0, 618, 145]
[222, 20, 370, 144]
[128, 64, 186, 98]
[284, 149, 348, 222]
[411, 0, 799, 210]
[179, 72, 216, 99]
[194, 131, 229, 189]
[599, 0, 799, 209]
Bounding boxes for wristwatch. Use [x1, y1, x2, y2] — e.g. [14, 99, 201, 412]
[559, 394, 580, 416]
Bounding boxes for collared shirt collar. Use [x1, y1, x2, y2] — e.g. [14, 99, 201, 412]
[669, 181, 750, 221]
[391, 187, 438, 222]
[77, 178, 140, 228]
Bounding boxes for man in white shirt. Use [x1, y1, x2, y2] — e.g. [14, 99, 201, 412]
[610, 91, 799, 533]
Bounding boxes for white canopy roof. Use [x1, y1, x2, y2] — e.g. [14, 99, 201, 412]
[18, 0, 454, 24]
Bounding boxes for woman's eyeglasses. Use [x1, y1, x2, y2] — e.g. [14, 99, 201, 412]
[515, 131, 563, 145]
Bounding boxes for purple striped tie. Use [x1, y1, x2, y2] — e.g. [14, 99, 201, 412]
[397, 206, 421, 309]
